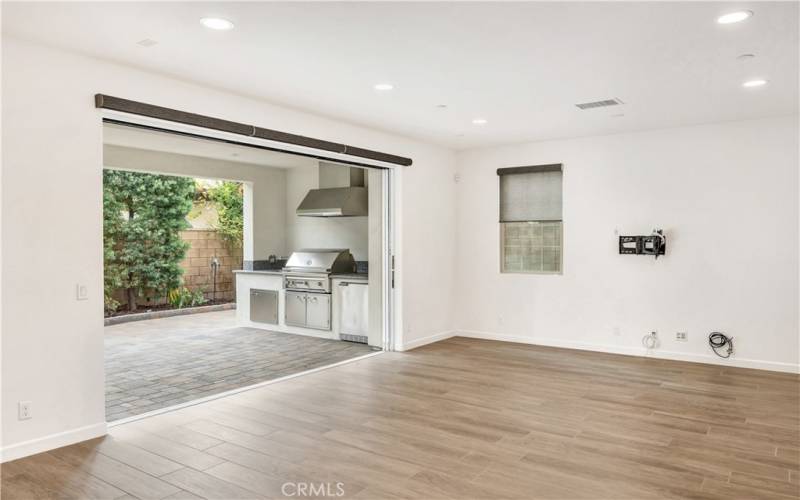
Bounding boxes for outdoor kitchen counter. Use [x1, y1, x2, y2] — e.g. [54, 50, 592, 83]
[234, 269, 372, 344]
[233, 270, 368, 280]
[331, 273, 368, 281]
[232, 269, 283, 276]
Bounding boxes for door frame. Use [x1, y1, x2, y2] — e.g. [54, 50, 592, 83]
[100, 110, 399, 351]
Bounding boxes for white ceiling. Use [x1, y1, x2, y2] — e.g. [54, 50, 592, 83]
[103, 123, 318, 169]
[4, 2, 798, 149]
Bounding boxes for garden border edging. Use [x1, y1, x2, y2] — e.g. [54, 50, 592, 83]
[105, 303, 236, 326]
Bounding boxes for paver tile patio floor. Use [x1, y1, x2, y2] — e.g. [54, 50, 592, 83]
[105, 310, 375, 421]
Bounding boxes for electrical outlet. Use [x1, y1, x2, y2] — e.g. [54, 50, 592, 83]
[18, 401, 32, 420]
[676, 331, 688, 342]
[76, 284, 88, 301]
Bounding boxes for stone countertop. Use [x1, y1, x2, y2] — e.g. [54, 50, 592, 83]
[233, 269, 283, 276]
[331, 273, 368, 281]
[233, 269, 368, 280]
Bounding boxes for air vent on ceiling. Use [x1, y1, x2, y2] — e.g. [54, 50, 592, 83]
[575, 98, 624, 110]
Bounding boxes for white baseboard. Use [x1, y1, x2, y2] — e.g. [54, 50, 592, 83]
[1, 422, 107, 463]
[457, 330, 800, 374]
[398, 330, 455, 351]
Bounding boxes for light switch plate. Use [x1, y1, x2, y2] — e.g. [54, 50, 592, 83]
[76, 284, 88, 301]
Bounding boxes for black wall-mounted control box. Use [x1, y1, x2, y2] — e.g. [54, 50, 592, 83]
[619, 235, 666, 256]
[619, 236, 640, 254]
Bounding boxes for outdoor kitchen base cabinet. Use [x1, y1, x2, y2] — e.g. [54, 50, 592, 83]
[285, 291, 331, 330]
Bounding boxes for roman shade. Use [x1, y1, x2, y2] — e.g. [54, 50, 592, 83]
[498, 164, 563, 222]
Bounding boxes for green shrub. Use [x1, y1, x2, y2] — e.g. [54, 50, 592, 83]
[209, 181, 244, 248]
[167, 287, 207, 309]
[103, 170, 195, 312]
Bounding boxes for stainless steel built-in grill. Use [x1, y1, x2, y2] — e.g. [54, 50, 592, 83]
[283, 249, 356, 292]
[282, 249, 356, 330]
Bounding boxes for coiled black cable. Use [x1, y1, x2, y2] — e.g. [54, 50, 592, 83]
[708, 332, 734, 358]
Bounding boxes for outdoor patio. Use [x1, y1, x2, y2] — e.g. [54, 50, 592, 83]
[105, 310, 375, 421]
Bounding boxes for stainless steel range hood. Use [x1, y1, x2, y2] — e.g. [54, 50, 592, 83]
[296, 163, 368, 217]
[296, 187, 368, 217]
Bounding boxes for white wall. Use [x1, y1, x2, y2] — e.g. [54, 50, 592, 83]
[454, 115, 799, 372]
[397, 148, 458, 347]
[284, 164, 369, 261]
[103, 144, 289, 260]
[0, 37, 457, 460]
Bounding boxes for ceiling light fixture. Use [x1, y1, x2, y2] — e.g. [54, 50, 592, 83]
[373, 83, 394, 91]
[136, 38, 158, 48]
[200, 17, 235, 30]
[742, 79, 768, 88]
[717, 10, 753, 24]
[736, 53, 756, 61]
[472, 118, 488, 125]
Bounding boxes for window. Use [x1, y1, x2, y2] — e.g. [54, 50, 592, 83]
[498, 164, 563, 273]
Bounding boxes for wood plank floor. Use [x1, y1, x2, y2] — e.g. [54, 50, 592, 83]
[2, 337, 798, 499]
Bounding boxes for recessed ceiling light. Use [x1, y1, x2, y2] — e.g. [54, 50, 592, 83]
[472, 118, 487, 125]
[373, 83, 394, 91]
[435, 104, 448, 109]
[136, 38, 158, 48]
[742, 79, 768, 88]
[717, 10, 753, 24]
[200, 17, 235, 30]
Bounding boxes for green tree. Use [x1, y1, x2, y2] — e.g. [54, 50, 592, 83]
[103, 170, 195, 312]
[103, 180, 124, 312]
[209, 181, 244, 248]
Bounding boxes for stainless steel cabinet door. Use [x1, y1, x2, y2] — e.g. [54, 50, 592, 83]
[305, 293, 331, 330]
[285, 291, 307, 327]
[250, 289, 278, 324]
